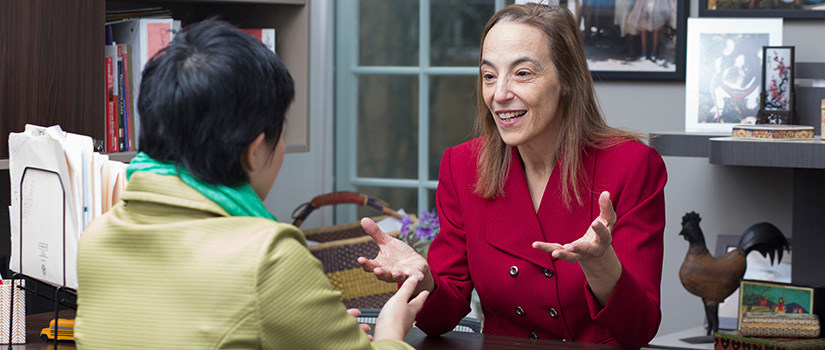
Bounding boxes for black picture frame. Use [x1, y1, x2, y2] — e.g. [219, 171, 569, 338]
[758, 46, 795, 124]
[699, 0, 825, 18]
[569, 0, 689, 80]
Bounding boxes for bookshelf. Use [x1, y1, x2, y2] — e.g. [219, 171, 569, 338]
[0, 0, 311, 307]
[0, 0, 310, 160]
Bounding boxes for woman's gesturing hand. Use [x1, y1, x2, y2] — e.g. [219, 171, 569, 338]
[531, 191, 616, 264]
[358, 217, 435, 296]
[532, 191, 622, 306]
[374, 275, 430, 341]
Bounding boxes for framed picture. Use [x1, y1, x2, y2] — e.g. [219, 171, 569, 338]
[699, 0, 825, 19]
[569, 0, 688, 80]
[714, 235, 792, 330]
[685, 18, 783, 133]
[738, 280, 815, 330]
[758, 46, 795, 124]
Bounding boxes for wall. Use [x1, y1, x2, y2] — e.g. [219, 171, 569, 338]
[597, 5, 825, 335]
[262, 0, 335, 230]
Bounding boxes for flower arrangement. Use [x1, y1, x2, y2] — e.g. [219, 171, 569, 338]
[399, 209, 439, 257]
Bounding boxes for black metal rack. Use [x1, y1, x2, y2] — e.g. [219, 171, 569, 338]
[6, 166, 77, 349]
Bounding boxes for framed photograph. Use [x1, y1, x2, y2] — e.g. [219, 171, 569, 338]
[758, 46, 795, 124]
[714, 235, 792, 330]
[685, 18, 783, 133]
[738, 280, 815, 330]
[699, 0, 825, 19]
[570, 0, 688, 80]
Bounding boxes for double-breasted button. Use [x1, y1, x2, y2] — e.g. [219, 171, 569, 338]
[515, 306, 525, 315]
[543, 268, 553, 278]
[509, 266, 519, 277]
[562, 338, 568, 342]
[529, 332, 538, 340]
[548, 307, 558, 318]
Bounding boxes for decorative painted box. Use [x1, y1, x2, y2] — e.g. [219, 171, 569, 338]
[731, 125, 815, 139]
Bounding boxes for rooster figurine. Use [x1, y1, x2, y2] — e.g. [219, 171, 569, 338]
[678, 211, 789, 336]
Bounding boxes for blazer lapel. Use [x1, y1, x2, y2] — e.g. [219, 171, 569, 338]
[486, 148, 554, 270]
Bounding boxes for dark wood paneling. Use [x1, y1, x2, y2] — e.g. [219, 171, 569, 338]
[1, 0, 105, 158]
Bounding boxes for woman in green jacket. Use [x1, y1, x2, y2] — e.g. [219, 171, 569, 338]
[75, 19, 427, 349]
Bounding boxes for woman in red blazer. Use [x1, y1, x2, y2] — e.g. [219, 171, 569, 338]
[358, 4, 667, 348]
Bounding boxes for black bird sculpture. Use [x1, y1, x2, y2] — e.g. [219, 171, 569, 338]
[678, 211, 790, 336]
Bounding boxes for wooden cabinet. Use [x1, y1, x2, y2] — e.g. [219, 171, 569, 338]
[0, 0, 310, 159]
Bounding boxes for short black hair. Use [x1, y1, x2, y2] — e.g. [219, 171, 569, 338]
[138, 18, 294, 187]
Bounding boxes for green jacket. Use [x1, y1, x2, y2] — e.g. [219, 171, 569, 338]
[75, 172, 412, 349]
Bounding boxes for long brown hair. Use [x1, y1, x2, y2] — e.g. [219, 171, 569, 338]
[473, 4, 643, 208]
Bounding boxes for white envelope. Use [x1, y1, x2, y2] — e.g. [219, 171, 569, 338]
[8, 125, 82, 289]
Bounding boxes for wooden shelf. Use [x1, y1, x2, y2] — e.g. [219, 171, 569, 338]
[649, 132, 727, 158]
[709, 136, 825, 169]
[650, 132, 825, 169]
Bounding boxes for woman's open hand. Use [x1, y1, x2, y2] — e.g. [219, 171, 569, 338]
[357, 217, 434, 296]
[532, 191, 622, 306]
[531, 191, 616, 264]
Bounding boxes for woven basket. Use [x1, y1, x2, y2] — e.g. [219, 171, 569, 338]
[292, 192, 404, 309]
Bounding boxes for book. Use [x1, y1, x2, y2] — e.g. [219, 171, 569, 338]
[117, 43, 134, 151]
[715, 330, 825, 350]
[240, 28, 276, 53]
[110, 18, 178, 150]
[116, 49, 126, 152]
[731, 124, 815, 140]
[104, 45, 118, 153]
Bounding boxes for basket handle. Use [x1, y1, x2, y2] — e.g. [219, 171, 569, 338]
[291, 191, 403, 228]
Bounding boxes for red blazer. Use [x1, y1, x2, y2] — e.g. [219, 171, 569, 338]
[416, 137, 667, 349]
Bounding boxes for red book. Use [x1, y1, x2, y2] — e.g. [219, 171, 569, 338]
[104, 56, 117, 153]
[239, 28, 275, 53]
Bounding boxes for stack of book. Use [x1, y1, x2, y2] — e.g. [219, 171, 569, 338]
[104, 8, 179, 153]
[102, 9, 276, 153]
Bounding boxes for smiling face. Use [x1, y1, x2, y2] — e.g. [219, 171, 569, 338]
[480, 21, 564, 152]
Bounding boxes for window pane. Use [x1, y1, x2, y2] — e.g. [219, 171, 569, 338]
[356, 186, 418, 220]
[427, 189, 437, 213]
[357, 75, 418, 179]
[359, 0, 419, 66]
[429, 75, 477, 180]
[430, 1, 495, 66]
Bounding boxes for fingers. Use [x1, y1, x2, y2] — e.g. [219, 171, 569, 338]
[395, 274, 423, 300]
[361, 217, 394, 245]
[408, 290, 430, 312]
[532, 241, 564, 253]
[346, 308, 361, 318]
[359, 323, 371, 333]
[598, 191, 616, 229]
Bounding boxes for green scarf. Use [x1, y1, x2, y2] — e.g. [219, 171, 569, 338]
[126, 152, 277, 220]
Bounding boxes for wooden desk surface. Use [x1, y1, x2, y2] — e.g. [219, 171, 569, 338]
[405, 328, 623, 349]
[11, 312, 622, 349]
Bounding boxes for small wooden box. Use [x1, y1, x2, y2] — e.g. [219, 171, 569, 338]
[715, 331, 825, 350]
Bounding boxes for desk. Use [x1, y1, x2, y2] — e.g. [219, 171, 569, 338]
[11, 312, 623, 350]
[404, 329, 622, 349]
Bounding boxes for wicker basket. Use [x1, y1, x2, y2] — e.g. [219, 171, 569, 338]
[292, 192, 404, 309]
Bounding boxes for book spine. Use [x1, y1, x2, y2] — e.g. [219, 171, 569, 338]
[116, 51, 126, 152]
[118, 44, 131, 151]
[105, 56, 117, 153]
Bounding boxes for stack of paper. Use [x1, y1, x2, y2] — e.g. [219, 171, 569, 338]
[8, 125, 128, 289]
